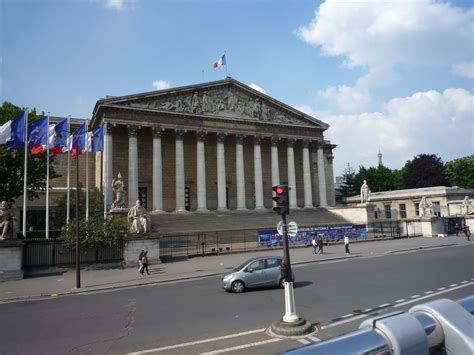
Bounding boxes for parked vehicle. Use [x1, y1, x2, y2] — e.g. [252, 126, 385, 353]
[221, 256, 294, 293]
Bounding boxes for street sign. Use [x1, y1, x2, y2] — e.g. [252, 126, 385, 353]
[277, 221, 298, 237]
[287, 221, 298, 237]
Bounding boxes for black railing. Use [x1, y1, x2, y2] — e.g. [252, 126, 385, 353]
[23, 239, 124, 268]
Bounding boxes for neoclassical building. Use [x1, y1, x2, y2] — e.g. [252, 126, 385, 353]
[91, 77, 336, 212]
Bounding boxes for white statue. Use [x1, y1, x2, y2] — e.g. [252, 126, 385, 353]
[360, 180, 371, 204]
[461, 196, 472, 215]
[419, 196, 433, 217]
[112, 172, 126, 209]
[0, 201, 14, 240]
[128, 200, 151, 234]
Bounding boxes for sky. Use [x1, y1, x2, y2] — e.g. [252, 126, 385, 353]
[1, 0, 473, 176]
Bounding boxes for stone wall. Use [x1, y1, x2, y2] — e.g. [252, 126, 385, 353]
[0, 240, 24, 281]
[122, 235, 161, 268]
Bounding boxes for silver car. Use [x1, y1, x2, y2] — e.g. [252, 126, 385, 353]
[221, 256, 291, 293]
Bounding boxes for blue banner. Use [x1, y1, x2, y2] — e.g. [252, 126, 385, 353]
[258, 224, 367, 247]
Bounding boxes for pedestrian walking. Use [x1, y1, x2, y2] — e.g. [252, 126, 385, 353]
[311, 236, 317, 254]
[138, 249, 144, 274]
[317, 235, 324, 254]
[344, 235, 350, 255]
[141, 251, 150, 275]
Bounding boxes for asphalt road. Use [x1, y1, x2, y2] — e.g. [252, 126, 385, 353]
[1, 243, 473, 355]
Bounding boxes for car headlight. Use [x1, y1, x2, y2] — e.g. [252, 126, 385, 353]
[223, 275, 231, 282]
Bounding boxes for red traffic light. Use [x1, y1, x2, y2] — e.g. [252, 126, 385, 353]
[274, 186, 284, 195]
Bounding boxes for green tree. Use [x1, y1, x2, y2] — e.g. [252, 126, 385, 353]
[0, 102, 60, 204]
[445, 155, 474, 188]
[336, 163, 357, 200]
[355, 165, 400, 192]
[53, 187, 104, 230]
[403, 154, 447, 188]
[60, 217, 127, 250]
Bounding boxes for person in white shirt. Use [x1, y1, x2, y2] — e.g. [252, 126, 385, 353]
[344, 235, 350, 255]
[311, 236, 317, 254]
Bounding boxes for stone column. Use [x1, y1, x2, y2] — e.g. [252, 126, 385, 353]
[287, 139, 297, 208]
[302, 140, 313, 208]
[326, 151, 336, 207]
[216, 132, 227, 211]
[317, 142, 328, 207]
[271, 136, 280, 207]
[175, 129, 187, 213]
[253, 136, 265, 210]
[235, 134, 246, 210]
[196, 131, 208, 212]
[152, 127, 163, 212]
[127, 125, 139, 207]
[103, 124, 113, 209]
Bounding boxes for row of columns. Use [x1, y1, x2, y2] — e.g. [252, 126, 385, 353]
[103, 126, 329, 212]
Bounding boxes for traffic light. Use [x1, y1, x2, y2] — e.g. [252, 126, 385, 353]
[272, 184, 290, 215]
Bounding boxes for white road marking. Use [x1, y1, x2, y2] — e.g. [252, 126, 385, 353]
[319, 259, 347, 264]
[461, 281, 468, 284]
[362, 308, 372, 312]
[395, 299, 406, 303]
[341, 313, 354, 318]
[394, 283, 474, 308]
[411, 295, 420, 298]
[126, 328, 266, 354]
[378, 304, 390, 308]
[424, 291, 434, 294]
[298, 339, 310, 345]
[308, 336, 321, 343]
[199, 338, 282, 354]
[449, 284, 458, 287]
[437, 287, 446, 291]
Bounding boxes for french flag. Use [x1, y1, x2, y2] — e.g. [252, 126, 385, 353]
[69, 123, 87, 157]
[213, 53, 226, 69]
[0, 111, 26, 151]
[49, 118, 68, 155]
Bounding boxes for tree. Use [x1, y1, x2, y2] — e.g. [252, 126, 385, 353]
[445, 155, 474, 188]
[53, 187, 104, 230]
[336, 163, 357, 200]
[403, 154, 447, 189]
[355, 165, 400, 193]
[0, 102, 60, 204]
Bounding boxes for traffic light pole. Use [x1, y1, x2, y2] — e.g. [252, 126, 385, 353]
[281, 213, 298, 323]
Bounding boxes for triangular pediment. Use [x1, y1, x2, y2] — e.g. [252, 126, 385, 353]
[96, 78, 328, 129]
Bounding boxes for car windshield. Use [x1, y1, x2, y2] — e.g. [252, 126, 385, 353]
[233, 259, 253, 271]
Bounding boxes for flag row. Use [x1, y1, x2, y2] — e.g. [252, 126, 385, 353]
[0, 112, 105, 156]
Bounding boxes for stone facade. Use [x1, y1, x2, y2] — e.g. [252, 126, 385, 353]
[92, 77, 337, 213]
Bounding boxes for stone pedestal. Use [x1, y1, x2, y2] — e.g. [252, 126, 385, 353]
[419, 217, 444, 237]
[0, 239, 24, 281]
[122, 234, 161, 268]
[465, 215, 474, 231]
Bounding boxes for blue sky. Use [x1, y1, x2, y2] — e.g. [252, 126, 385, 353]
[1, 0, 473, 176]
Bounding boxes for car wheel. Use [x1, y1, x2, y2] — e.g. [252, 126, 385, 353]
[279, 278, 285, 289]
[232, 280, 245, 293]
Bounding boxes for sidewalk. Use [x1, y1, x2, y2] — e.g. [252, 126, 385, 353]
[0, 236, 471, 302]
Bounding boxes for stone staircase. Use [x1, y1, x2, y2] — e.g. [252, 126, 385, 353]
[150, 208, 351, 235]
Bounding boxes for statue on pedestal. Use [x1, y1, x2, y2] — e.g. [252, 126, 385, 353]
[360, 180, 371, 204]
[128, 200, 151, 234]
[419, 196, 433, 217]
[112, 172, 126, 209]
[0, 201, 14, 240]
[461, 196, 472, 215]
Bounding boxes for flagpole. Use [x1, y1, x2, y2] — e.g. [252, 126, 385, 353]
[66, 115, 71, 225]
[103, 123, 107, 220]
[85, 119, 89, 221]
[224, 50, 228, 78]
[22, 110, 29, 238]
[45, 113, 50, 240]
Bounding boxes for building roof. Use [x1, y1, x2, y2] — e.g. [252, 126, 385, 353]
[346, 186, 474, 202]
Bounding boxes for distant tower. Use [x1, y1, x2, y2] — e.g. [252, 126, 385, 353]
[378, 151, 383, 166]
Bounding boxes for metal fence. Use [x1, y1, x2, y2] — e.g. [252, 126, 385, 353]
[368, 221, 404, 239]
[23, 239, 124, 268]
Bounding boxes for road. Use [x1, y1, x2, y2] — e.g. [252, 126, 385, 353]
[1, 243, 473, 355]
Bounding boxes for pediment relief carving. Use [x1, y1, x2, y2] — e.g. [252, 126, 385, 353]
[119, 88, 314, 126]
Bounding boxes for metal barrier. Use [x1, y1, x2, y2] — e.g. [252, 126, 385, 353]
[285, 296, 474, 354]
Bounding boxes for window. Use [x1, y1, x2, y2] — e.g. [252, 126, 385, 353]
[248, 259, 265, 271]
[384, 205, 392, 219]
[432, 201, 441, 216]
[399, 204, 407, 219]
[265, 258, 281, 269]
[415, 202, 420, 216]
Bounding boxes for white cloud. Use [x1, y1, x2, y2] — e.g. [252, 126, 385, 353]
[318, 84, 371, 113]
[452, 61, 474, 79]
[104, 0, 124, 11]
[318, 88, 474, 175]
[296, 0, 474, 85]
[249, 83, 266, 94]
[152, 80, 171, 90]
